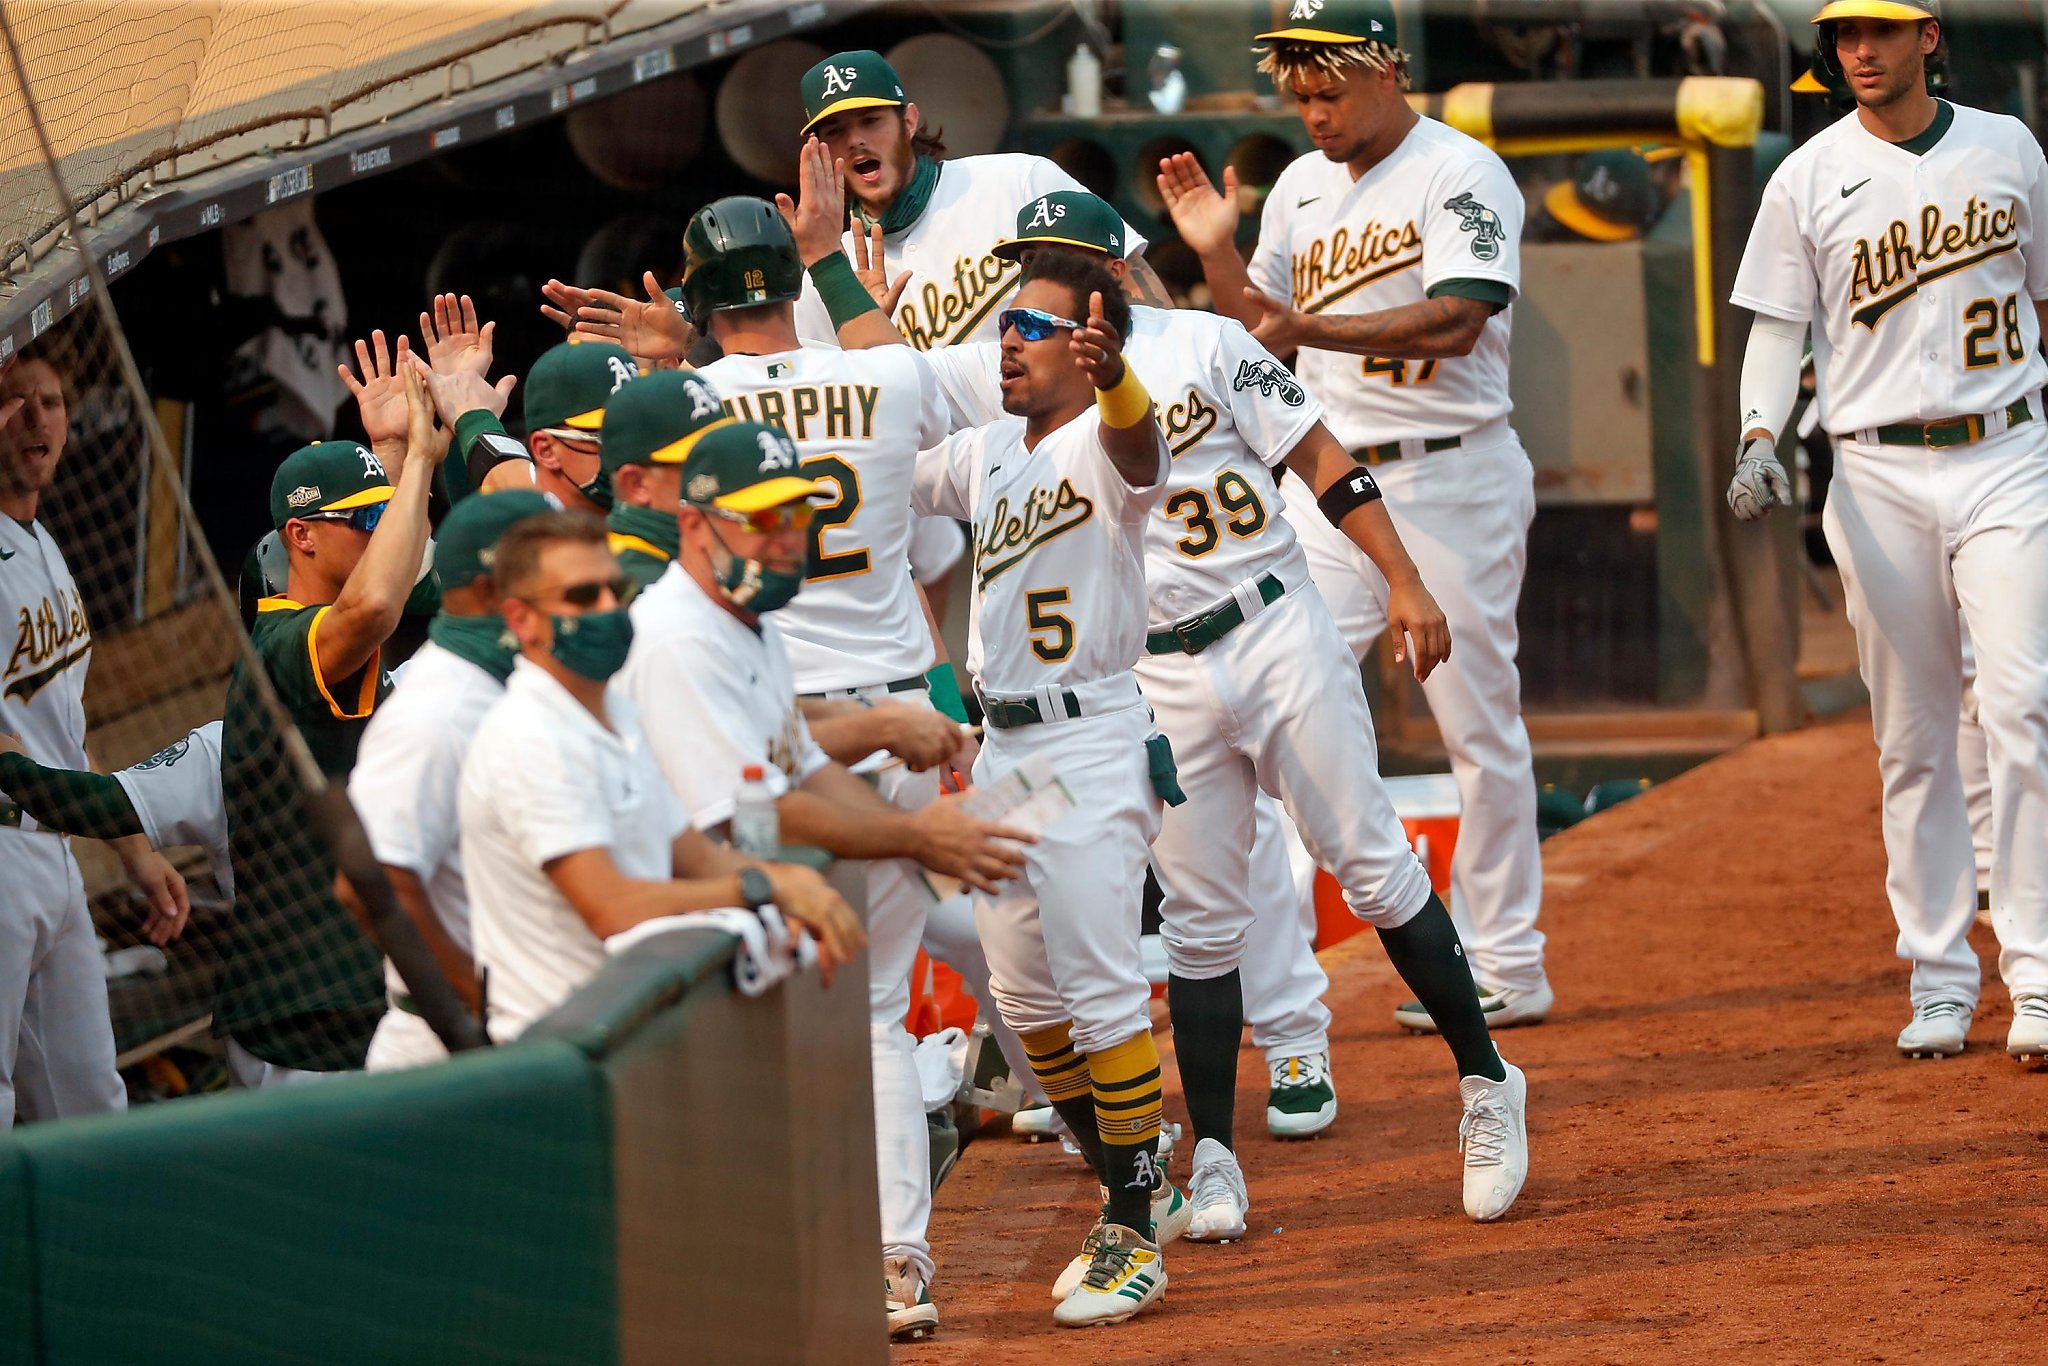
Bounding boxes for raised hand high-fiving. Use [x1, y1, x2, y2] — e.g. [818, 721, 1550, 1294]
[1069, 290, 1127, 388]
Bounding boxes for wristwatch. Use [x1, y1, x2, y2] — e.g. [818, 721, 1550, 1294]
[738, 867, 774, 911]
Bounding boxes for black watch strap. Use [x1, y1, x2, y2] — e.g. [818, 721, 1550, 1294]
[738, 866, 774, 910]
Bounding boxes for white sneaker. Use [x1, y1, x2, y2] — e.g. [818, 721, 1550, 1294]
[884, 1256, 939, 1341]
[1266, 1052, 1338, 1139]
[1897, 1000, 1971, 1058]
[1053, 1179, 1191, 1301]
[1185, 1137, 1249, 1242]
[2007, 994, 2048, 1062]
[1396, 981, 1554, 1034]
[1459, 1062, 1528, 1222]
[1052, 1223, 1166, 1327]
[1013, 1104, 1066, 1141]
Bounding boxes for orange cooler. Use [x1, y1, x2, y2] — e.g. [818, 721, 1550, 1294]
[1313, 773, 1462, 952]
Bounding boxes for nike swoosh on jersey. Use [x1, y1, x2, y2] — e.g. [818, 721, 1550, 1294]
[1297, 196, 1321, 208]
[1841, 179, 1871, 198]
[0, 549, 14, 561]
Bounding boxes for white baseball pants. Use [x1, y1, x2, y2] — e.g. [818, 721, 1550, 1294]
[1958, 622, 1994, 897]
[365, 1005, 447, 1072]
[1825, 420, 2048, 1008]
[1241, 792, 1333, 1064]
[0, 834, 125, 1126]
[970, 683, 1159, 1057]
[1281, 431, 1547, 994]
[920, 892, 1046, 1108]
[1139, 583, 1434, 989]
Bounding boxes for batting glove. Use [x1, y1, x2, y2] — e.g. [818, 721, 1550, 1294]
[1726, 437, 1792, 521]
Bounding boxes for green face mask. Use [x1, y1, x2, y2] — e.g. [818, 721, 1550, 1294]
[548, 608, 635, 681]
[577, 465, 615, 512]
[709, 523, 805, 614]
[427, 612, 520, 684]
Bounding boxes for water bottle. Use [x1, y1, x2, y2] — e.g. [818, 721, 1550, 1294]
[1066, 44, 1101, 118]
[1147, 44, 1186, 115]
[732, 764, 780, 857]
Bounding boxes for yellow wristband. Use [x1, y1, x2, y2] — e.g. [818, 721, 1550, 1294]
[1094, 364, 1153, 429]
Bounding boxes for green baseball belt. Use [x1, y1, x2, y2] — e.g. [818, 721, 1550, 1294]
[1874, 397, 2032, 449]
[1147, 573, 1286, 656]
[979, 690, 1083, 730]
[800, 674, 927, 701]
[1353, 434, 1461, 466]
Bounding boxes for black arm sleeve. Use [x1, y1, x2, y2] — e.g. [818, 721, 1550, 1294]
[0, 753, 145, 839]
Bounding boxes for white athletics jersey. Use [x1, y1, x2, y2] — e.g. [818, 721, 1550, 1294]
[0, 515, 91, 771]
[349, 640, 506, 1000]
[913, 410, 1167, 693]
[794, 154, 1148, 351]
[114, 721, 231, 897]
[1249, 118, 1521, 447]
[697, 345, 952, 690]
[618, 563, 832, 832]
[1732, 101, 2048, 435]
[921, 311, 1325, 625]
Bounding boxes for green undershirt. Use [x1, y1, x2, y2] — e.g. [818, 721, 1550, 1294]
[1429, 277, 1513, 314]
[1895, 99, 1954, 157]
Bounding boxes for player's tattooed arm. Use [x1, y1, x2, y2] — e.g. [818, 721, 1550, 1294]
[1125, 252, 1176, 309]
[1281, 421, 1451, 680]
[1247, 290, 1490, 361]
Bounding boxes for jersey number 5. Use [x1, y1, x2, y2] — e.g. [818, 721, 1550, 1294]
[799, 454, 869, 581]
[1963, 295, 2028, 370]
[1164, 471, 1269, 558]
[1025, 589, 1075, 662]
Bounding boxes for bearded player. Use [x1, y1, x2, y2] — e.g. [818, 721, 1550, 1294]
[1160, 0, 1552, 1039]
[1726, 0, 2048, 1062]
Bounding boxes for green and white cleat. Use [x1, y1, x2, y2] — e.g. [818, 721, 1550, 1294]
[884, 1256, 938, 1341]
[1052, 1180, 1190, 1301]
[1052, 1223, 1166, 1327]
[1266, 1051, 1337, 1138]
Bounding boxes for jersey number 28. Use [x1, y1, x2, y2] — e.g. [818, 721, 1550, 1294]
[1963, 295, 2029, 370]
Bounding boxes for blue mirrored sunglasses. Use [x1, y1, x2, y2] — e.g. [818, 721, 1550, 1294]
[998, 307, 1082, 343]
[303, 502, 386, 533]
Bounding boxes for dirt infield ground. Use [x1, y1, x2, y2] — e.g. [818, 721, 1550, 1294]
[902, 712, 2048, 1364]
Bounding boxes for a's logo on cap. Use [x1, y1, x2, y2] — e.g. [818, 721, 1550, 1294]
[684, 379, 721, 418]
[756, 430, 793, 471]
[1290, 0, 1324, 19]
[286, 485, 322, 509]
[1025, 198, 1066, 231]
[1584, 166, 1619, 207]
[357, 447, 386, 479]
[688, 473, 720, 502]
[821, 63, 858, 96]
[607, 355, 637, 392]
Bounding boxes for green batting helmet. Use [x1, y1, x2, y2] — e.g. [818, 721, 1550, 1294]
[680, 197, 804, 323]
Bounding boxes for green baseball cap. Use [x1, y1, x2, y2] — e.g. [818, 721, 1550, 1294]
[681, 421, 827, 515]
[1257, 0, 1399, 45]
[600, 370, 735, 476]
[434, 489, 553, 592]
[523, 340, 641, 435]
[993, 190, 1126, 262]
[800, 50, 907, 136]
[1545, 149, 1658, 242]
[269, 440, 395, 529]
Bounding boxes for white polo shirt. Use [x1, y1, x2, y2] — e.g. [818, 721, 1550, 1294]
[461, 657, 688, 1041]
[618, 562, 831, 832]
[114, 720, 231, 897]
[349, 639, 506, 1003]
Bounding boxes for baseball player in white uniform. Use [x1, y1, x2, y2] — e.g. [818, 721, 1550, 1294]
[0, 347, 129, 1126]
[926, 190, 1530, 1241]
[345, 489, 551, 1072]
[1726, 0, 2048, 1061]
[1159, 0, 1551, 1038]
[910, 253, 1184, 1327]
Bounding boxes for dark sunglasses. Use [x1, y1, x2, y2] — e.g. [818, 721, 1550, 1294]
[998, 307, 1082, 343]
[301, 503, 386, 533]
[705, 502, 815, 535]
[531, 575, 632, 609]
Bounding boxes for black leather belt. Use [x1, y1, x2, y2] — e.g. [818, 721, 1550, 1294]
[980, 690, 1083, 730]
[1353, 435, 1461, 466]
[1147, 573, 1285, 656]
[1875, 397, 2032, 449]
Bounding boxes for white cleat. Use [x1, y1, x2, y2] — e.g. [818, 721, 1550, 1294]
[1052, 1224, 1166, 1328]
[1897, 1000, 1971, 1058]
[1459, 1061, 1528, 1222]
[884, 1256, 939, 1342]
[1013, 1104, 1066, 1141]
[1053, 1180, 1191, 1301]
[1184, 1137, 1250, 1243]
[1397, 981, 1554, 1034]
[2007, 994, 2048, 1063]
[1266, 1052, 1338, 1139]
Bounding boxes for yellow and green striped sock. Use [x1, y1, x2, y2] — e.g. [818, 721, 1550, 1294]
[1087, 1032, 1165, 1235]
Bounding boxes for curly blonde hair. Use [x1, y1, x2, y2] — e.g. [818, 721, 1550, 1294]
[1256, 39, 1411, 92]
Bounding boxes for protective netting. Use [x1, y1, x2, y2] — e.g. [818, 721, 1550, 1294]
[0, 0, 734, 273]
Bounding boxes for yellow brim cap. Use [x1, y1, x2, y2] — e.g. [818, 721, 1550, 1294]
[1255, 26, 1377, 42]
[799, 96, 903, 136]
[990, 234, 1117, 262]
[1790, 69, 1831, 92]
[646, 417, 735, 465]
[716, 476, 829, 513]
[1810, 1, 1934, 24]
[322, 484, 395, 512]
[1544, 183, 1637, 243]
